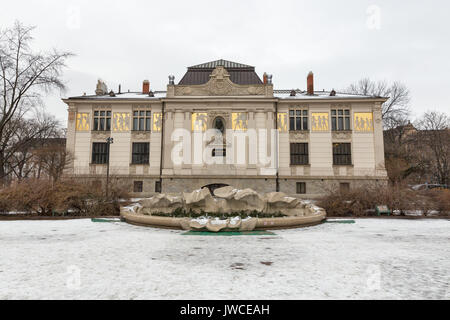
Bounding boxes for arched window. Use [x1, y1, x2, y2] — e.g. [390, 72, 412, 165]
[213, 117, 225, 134]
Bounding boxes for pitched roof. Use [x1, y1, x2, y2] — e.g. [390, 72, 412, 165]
[188, 59, 254, 69]
[179, 59, 263, 85]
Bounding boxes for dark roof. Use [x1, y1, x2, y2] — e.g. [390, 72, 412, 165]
[178, 59, 263, 85]
[189, 59, 253, 69]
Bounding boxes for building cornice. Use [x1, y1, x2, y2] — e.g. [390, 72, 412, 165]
[62, 97, 388, 105]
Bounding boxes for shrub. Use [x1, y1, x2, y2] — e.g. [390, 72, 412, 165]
[0, 178, 131, 216]
[317, 183, 443, 217]
[0, 179, 57, 215]
[426, 189, 450, 216]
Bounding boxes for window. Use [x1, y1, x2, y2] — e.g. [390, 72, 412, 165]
[93, 110, 111, 131]
[92, 142, 108, 164]
[132, 142, 149, 164]
[289, 109, 308, 131]
[331, 109, 350, 131]
[333, 143, 352, 165]
[133, 109, 152, 131]
[133, 181, 143, 193]
[296, 182, 306, 194]
[340, 182, 350, 192]
[290, 143, 309, 165]
[155, 181, 161, 193]
[212, 148, 226, 157]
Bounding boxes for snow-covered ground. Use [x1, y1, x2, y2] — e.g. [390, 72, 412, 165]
[0, 218, 449, 300]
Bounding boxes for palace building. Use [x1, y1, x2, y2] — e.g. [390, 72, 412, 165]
[63, 59, 388, 198]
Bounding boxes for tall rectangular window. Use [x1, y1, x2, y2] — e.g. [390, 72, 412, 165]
[133, 109, 152, 131]
[333, 143, 352, 165]
[155, 181, 161, 193]
[93, 110, 111, 131]
[296, 182, 306, 194]
[340, 182, 350, 193]
[133, 181, 143, 193]
[92, 142, 108, 164]
[331, 109, 350, 131]
[132, 142, 149, 164]
[290, 143, 309, 165]
[289, 109, 308, 131]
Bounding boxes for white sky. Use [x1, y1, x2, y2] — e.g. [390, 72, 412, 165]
[1, 0, 449, 126]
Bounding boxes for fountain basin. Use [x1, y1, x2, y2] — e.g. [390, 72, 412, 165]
[120, 186, 326, 231]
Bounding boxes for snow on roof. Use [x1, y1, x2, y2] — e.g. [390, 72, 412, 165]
[67, 91, 167, 100]
[66, 90, 385, 101]
[273, 90, 384, 100]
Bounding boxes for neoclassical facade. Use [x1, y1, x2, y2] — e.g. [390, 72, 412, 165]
[63, 59, 388, 198]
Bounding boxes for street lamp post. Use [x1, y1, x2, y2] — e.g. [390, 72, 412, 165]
[105, 137, 114, 198]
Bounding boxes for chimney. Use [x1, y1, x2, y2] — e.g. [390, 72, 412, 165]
[142, 80, 150, 94]
[307, 71, 314, 95]
[263, 72, 268, 84]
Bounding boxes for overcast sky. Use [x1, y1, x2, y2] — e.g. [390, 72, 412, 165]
[1, 0, 449, 126]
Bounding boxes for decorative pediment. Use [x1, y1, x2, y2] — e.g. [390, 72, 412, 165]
[173, 66, 269, 97]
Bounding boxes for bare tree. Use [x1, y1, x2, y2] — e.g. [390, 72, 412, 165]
[0, 110, 61, 181]
[346, 78, 411, 128]
[414, 111, 450, 185]
[32, 135, 72, 183]
[0, 21, 73, 182]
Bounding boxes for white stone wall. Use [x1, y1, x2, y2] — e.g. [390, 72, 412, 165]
[65, 98, 388, 196]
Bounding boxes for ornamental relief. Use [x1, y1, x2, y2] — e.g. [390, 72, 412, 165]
[208, 111, 231, 124]
[112, 112, 130, 132]
[277, 113, 288, 132]
[331, 103, 350, 109]
[76, 113, 90, 131]
[91, 131, 110, 140]
[131, 131, 151, 140]
[289, 131, 309, 140]
[192, 112, 208, 131]
[311, 113, 329, 131]
[353, 112, 374, 132]
[332, 131, 352, 140]
[174, 66, 266, 96]
[153, 113, 162, 132]
[232, 112, 248, 131]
